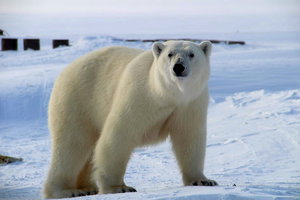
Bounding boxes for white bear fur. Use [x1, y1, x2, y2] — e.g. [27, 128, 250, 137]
[44, 41, 217, 198]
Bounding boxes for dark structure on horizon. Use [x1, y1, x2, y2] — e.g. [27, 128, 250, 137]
[24, 39, 40, 51]
[1, 38, 18, 51]
[53, 39, 69, 48]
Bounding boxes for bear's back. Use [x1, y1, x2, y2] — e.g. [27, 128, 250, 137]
[49, 46, 145, 130]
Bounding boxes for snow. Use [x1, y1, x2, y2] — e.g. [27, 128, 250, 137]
[1, 3, 300, 199]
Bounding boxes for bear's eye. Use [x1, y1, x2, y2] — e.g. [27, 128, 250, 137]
[189, 53, 194, 58]
[168, 53, 173, 58]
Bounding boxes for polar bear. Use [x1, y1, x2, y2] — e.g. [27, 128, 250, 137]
[43, 40, 217, 198]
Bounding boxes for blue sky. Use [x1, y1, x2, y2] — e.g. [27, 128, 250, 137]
[1, 0, 299, 36]
[1, 0, 299, 15]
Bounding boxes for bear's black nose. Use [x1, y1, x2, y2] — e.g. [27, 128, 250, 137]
[173, 63, 186, 77]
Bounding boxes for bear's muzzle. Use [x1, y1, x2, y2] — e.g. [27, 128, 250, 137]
[173, 63, 187, 77]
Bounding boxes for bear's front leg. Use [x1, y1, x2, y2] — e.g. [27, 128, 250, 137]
[169, 96, 218, 187]
[93, 114, 138, 194]
[170, 123, 218, 186]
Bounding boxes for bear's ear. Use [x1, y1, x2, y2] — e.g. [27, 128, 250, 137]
[199, 41, 212, 57]
[152, 42, 165, 59]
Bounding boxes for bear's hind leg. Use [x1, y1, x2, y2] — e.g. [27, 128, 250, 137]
[43, 128, 97, 198]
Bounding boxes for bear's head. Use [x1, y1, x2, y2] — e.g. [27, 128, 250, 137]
[152, 40, 212, 103]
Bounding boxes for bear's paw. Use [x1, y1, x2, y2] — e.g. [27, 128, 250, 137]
[100, 185, 137, 194]
[189, 179, 218, 186]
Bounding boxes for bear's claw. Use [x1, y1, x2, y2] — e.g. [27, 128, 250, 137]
[102, 185, 137, 194]
[115, 186, 137, 193]
[70, 189, 98, 197]
[190, 179, 218, 186]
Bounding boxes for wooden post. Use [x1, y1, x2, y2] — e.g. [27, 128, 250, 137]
[1, 38, 18, 51]
[53, 39, 69, 48]
[23, 39, 40, 50]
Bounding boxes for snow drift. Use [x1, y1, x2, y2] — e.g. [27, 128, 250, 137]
[0, 33, 300, 200]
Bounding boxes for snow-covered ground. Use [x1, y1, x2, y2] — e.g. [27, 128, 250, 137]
[0, 32, 299, 200]
[1, 1, 300, 198]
